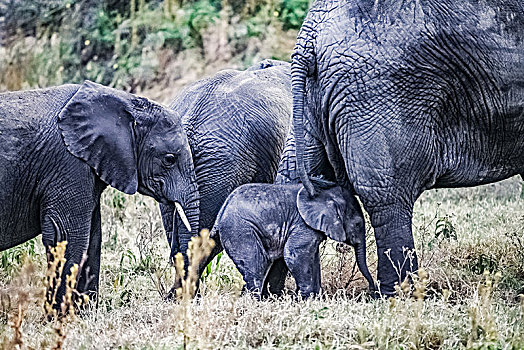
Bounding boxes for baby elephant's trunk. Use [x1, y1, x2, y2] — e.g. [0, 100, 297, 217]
[353, 242, 376, 294]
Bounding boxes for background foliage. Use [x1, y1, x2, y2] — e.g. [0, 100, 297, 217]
[0, 0, 310, 95]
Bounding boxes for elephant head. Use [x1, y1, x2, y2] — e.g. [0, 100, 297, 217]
[297, 185, 375, 291]
[58, 81, 199, 250]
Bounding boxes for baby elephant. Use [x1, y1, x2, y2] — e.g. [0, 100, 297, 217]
[211, 184, 375, 298]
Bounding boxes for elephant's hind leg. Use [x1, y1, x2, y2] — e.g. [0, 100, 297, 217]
[222, 226, 271, 299]
[234, 253, 271, 299]
[261, 258, 288, 298]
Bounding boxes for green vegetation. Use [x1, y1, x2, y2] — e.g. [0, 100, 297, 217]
[0, 239, 38, 280]
[0, 0, 310, 93]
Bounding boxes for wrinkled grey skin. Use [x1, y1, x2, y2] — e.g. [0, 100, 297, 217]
[211, 183, 375, 298]
[0, 81, 196, 304]
[159, 60, 292, 267]
[292, 0, 524, 295]
[192, 127, 374, 298]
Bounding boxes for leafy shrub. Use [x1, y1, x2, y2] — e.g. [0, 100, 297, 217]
[0, 0, 67, 43]
[0, 239, 38, 278]
[278, 0, 309, 30]
[469, 254, 499, 275]
[0, 0, 307, 92]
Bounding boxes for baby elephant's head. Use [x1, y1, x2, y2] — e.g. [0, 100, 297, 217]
[297, 185, 375, 291]
[296, 185, 364, 244]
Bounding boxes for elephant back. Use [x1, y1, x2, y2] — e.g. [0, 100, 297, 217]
[170, 61, 292, 181]
[168, 60, 293, 231]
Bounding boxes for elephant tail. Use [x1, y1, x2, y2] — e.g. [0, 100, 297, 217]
[291, 21, 318, 197]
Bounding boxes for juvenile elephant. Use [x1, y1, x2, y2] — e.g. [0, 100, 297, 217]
[211, 184, 375, 298]
[0, 81, 196, 303]
[159, 60, 292, 266]
[292, 0, 524, 295]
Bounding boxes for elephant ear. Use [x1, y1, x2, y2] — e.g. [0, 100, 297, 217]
[297, 186, 347, 242]
[58, 80, 138, 194]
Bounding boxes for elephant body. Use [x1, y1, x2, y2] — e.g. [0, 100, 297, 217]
[0, 85, 106, 300]
[211, 183, 374, 298]
[0, 85, 89, 249]
[0, 81, 196, 303]
[292, 0, 524, 294]
[161, 60, 293, 262]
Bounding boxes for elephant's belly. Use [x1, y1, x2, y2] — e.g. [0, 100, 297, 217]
[434, 134, 524, 189]
[0, 226, 40, 251]
[0, 231, 39, 251]
[433, 165, 522, 189]
[0, 205, 41, 251]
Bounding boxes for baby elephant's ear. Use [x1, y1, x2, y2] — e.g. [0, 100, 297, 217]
[58, 80, 138, 194]
[297, 186, 347, 242]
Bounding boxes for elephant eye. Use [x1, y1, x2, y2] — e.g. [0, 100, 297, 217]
[163, 153, 177, 166]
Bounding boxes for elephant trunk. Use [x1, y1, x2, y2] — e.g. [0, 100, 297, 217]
[161, 196, 199, 266]
[353, 242, 376, 293]
[160, 202, 177, 260]
[161, 150, 201, 268]
[291, 31, 317, 197]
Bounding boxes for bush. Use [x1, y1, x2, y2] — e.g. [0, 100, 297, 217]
[0, 239, 38, 279]
[278, 0, 309, 30]
[0, 0, 307, 92]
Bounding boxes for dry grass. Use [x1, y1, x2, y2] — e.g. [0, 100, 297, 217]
[1, 177, 524, 349]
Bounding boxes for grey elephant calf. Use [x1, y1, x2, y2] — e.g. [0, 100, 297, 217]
[211, 183, 375, 298]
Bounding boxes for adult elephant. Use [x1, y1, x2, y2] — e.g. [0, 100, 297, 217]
[292, 0, 524, 295]
[160, 60, 292, 266]
[0, 81, 197, 303]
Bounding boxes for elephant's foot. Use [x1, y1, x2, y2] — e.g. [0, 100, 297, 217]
[376, 244, 418, 297]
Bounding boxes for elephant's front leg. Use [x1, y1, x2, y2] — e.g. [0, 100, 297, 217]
[77, 200, 102, 304]
[369, 205, 418, 296]
[41, 197, 98, 310]
[284, 230, 323, 298]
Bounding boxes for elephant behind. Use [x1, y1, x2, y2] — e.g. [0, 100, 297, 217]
[160, 60, 292, 265]
[0, 81, 197, 304]
[292, 0, 524, 295]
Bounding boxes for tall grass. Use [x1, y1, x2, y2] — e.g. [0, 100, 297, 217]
[0, 178, 523, 348]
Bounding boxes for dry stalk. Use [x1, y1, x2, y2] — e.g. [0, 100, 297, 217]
[44, 242, 67, 315]
[467, 271, 501, 348]
[0, 260, 37, 350]
[411, 269, 429, 349]
[172, 229, 215, 349]
[42, 241, 89, 350]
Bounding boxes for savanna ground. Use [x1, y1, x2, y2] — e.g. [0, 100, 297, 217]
[1, 178, 524, 349]
[1, 1, 524, 349]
